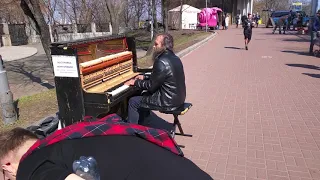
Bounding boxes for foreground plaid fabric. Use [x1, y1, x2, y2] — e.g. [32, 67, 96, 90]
[21, 114, 183, 162]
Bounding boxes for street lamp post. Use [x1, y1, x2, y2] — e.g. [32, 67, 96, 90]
[309, 0, 318, 54]
[150, 0, 154, 40]
[0, 55, 17, 125]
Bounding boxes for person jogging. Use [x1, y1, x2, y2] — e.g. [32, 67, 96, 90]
[242, 13, 255, 50]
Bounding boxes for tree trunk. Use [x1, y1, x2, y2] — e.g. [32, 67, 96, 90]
[146, 35, 156, 56]
[162, 0, 168, 32]
[136, 11, 140, 29]
[20, 0, 52, 68]
[152, 0, 158, 32]
[178, 0, 183, 30]
[146, 0, 158, 56]
[105, 1, 119, 35]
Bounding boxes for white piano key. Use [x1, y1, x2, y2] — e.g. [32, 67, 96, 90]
[107, 85, 130, 96]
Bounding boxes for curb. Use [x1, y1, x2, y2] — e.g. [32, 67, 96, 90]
[177, 32, 217, 58]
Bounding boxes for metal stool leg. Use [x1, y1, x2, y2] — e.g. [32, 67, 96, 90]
[173, 114, 192, 137]
[171, 121, 176, 139]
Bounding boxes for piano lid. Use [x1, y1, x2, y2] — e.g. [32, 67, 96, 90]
[50, 34, 134, 64]
[50, 34, 127, 47]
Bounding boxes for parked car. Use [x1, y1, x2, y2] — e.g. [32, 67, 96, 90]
[266, 10, 309, 28]
[266, 11, 290, 28]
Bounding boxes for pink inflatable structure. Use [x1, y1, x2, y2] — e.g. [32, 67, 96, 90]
[197, 7, 223, 29]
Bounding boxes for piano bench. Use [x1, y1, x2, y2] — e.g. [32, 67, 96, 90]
[159, 103, 193, 148]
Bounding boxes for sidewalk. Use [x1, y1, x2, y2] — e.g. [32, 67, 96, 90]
[0, 45, 38, 62]
[154, 26, 320, 179]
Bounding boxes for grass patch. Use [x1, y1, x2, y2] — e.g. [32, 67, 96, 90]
[0, 89, 58, 132]
[136, 29, 213, 68]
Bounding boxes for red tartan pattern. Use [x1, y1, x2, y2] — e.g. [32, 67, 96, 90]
[21, 114, 183, 162]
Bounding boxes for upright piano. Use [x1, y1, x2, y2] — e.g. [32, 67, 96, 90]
[51, 35, 150, 127]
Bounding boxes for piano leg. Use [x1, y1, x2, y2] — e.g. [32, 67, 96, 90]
[105, 91, 144, 121]
[120, 99, 128, 120]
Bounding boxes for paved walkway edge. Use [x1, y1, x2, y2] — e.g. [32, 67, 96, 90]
[177, 32, 217, 58]
[0, 47, 38, 62]
[17, 51, 38, 61]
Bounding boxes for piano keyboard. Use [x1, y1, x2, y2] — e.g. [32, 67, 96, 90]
[107, 85, 130, 97]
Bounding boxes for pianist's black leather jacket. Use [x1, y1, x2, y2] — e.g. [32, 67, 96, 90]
[134, 50, 186, 111]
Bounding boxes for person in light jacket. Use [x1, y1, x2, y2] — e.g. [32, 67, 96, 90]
[225, 15, 230, 30]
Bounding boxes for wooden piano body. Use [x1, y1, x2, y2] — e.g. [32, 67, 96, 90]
[51, 35, 149, 127]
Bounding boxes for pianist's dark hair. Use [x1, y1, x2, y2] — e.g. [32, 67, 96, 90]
[158, 33, 174, 51]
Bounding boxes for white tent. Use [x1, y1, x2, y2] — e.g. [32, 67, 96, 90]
[168, 4, 201, 30]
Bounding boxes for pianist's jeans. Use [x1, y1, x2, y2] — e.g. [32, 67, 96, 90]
[128, 96, 148, 124]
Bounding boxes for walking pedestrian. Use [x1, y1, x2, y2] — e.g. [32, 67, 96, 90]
[236, 14, 240, 28]
[222, 14, 226, 30]
[242, 14, 255, 50]
[225, 15, 230, 30]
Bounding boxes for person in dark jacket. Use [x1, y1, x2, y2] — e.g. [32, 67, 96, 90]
[235, 14, 240, 28]
[124, 33, 186, 124]
[242, 14, 255, 50]
[311, 10, 320, 53]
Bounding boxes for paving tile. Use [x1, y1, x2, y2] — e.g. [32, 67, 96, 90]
[154, 27, 320, 179]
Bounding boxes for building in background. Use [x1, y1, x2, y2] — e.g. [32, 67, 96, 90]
[168, 4, 201, 30]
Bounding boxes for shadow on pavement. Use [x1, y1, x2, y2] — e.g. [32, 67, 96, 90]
[302, 73, 320, 79]
[4, 54, 55, 90]
[282, 50, 313, 56]
[286, 64, 320, 70]
[282, 38, 309, 42]
[141, 112, 173, 132]
[254, 38, 267, 40]
[286, 64, 320, 79]
[224, 46, 243, 50]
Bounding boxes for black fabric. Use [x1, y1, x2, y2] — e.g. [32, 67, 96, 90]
[17, 135, 212, 180]
[26, 116, 59, 139]
[134, 50, 186, 112]
[243, 18, 254, 40]
[244, 30, 252, 40]
[242, 19, 254, 30]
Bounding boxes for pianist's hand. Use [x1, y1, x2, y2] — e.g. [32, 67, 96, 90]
[135, 75, 144, 80]
[124, 79, 136, 86]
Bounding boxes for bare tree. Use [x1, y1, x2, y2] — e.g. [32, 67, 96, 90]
[122, 0, 131, 27]
[0, 0, 25, 23]
[91, 0, 109, 26]
[105, 0, 116, 34]
[105, 0, 125, 34]
[162, 0, 169, 32]
[152, 0, 158, 32]
[20, 0, 52, 68]
[178, 0, 184, 30]
[146, 0, 159, 56]
[131, 0, 146, 29]
[265, 0, 290, 10]
[42, 0, 60, 42]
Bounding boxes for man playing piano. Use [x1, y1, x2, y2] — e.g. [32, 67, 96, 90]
[124, 33, 186, 124]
